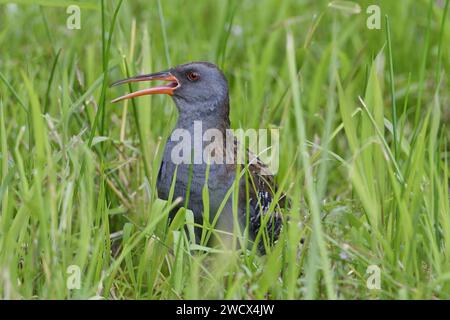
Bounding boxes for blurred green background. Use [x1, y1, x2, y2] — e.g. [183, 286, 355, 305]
[0, 0, 449, 299]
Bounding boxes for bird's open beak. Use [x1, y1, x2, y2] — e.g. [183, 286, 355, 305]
[110, 71, 179, 103]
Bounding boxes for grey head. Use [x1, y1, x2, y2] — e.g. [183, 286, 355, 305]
[111, 61, 230, 119]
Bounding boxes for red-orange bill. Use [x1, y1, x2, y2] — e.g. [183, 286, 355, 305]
[110, 71, 179, 103]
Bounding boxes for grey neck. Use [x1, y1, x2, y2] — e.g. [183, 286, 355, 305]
[173, 98, 230, 133]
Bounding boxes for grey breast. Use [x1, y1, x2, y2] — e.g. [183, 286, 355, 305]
[157, 142, 235, 218]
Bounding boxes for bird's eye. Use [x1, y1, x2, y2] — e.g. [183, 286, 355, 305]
[187, 71, 200, 81]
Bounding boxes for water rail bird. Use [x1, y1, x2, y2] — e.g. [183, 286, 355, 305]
[111, 61, 286, 253]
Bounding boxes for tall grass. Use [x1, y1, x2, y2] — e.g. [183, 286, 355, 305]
[0, 0, 449, 299]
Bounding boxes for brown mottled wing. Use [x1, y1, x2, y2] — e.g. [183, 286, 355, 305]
[239, 144, 286, 252]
